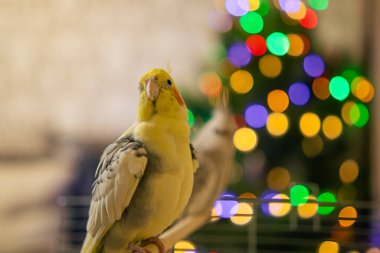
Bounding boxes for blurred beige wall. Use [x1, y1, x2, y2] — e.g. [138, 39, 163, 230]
[0, 0, 215, 156]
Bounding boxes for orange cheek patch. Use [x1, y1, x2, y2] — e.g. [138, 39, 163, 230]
[173, 88, 185, 106]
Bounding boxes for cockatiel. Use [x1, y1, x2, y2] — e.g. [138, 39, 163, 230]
[81, 68, 198, 253]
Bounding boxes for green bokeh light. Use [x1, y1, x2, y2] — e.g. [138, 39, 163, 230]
[342, 68, 361, 83]
[266, 32, 290, 56]
[257, 0, 270, 16]
[240, 12, 264, 34]
[329, 76, 350, 101]
[317, 192, 336, 215]
[308, 0, 329, 11]
[188, 109, 195, 127]
[350, 103, 369, 128]
[290, 185, 309, 206]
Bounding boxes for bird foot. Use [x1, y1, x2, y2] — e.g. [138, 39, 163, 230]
[140, 237, 165, 253]
[128, 243, 152, 253]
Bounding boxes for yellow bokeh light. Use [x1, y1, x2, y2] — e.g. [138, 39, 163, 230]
[230, 70, 254, 94]
[312, 77, 330, 100]
[198, 72, 222, 97]
[339, 159, 359, 184]
[267, 90, 289, 112]
[286, 1, 307, 20]
[287, 34, 304, 57]
[174, 240, 197, 253]
[259, 54, 282, 78]
[210, 206, 220, 222]
[239, 192, 257, 208]
[338, 185, 357, 202]
[352, 77, 375, 103]
[299, 113, 321, 137]
[319, 241, 339, 253]
[341, 101, 356, 125]
[267, 166, 291, 191]
[322, 115, 343, 140]
[269, 194, 291, 217]
[266, 113, 289, 137]
[297, 195, 318, 219]
[338, 206, 357, 227]
[302, 135, 323, 157]
[230, 202, 254, 225]
[233, 127, 258, 152]
[249, 0, 260, 11]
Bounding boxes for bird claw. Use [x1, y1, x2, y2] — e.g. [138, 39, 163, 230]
[140, 237, 165, 253]
[128, 243, 152, 253]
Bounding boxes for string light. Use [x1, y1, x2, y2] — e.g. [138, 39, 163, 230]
[290, 184, 309, 206]
[297, 195, 318, 219]
[338, 206, 357, 227]
[317, 192, 336, 215]
[269, 193, 291, 217]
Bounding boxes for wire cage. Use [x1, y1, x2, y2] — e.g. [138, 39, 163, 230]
[55, 194, 380, 253]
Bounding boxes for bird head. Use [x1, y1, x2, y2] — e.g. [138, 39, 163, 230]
[137, 68, 187, 121]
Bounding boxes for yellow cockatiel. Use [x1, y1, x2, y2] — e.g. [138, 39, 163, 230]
[81, 68, 198, 253]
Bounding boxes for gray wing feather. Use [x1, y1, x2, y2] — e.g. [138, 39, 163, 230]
[86, 136, 148, 239]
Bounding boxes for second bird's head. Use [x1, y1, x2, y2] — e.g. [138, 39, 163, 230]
[138, 68, 187, 121]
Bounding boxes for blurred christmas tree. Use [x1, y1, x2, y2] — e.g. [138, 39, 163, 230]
[186, 0, 377, 252]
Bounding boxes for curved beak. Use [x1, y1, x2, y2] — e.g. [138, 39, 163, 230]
[146, 77, 160, 102]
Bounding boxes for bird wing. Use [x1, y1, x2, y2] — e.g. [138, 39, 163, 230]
[84, 136, 148, 249]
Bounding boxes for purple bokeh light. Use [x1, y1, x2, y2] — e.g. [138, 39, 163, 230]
[303, 54, 325, 77]
[279, 0, 301, 13]
[288, 82, 310, 106]
[227, 42, 252, 67]
[244, 104, 268, 128]
[260, 190, 279, 216]
[225, 0, 249, 17]
[214, 193, 239, 218]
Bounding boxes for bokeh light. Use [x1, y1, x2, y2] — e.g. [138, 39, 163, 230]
[290, 184, 309, 206]
[299, 112, 321, 137]
[267, 166, 291, 190]
[233, 127, 258, 152]
[367, 248, 380, 253]
[240, 12, 264, 34]
[249, 0, 261, 11]
[339, 159, 359, 184]
[188, 109, 195, 127]
[300, 34, 311, 54]
[303, 54, 325, 77]
[174, 240, 197, 253]
[341, 101, 356, 125]
[230, 70, 254, 94]
[297, 195, 318, 219]
[342, 68, 361, 83]
[302, 135, 324, 157]
[350, 103, 369, 127]
[312, 77, 330, 100]
[286, 1, 306, 20]
[338, 206, 357, 227]
[317, 192, 336, 215]
[244, 104, 268, 128]
[246, 35, 267, 56]
[266, 113, 289, 137]
[299, 8, 318, 29]
[318, 241, 339, 253]
[214, 193, 239, 218]
[322, 115, 342, 140]
[260, 190, 278, 216]
[210, 206, 221, 222]
[257, 0, 270, 16]
[308, 0, 329, 11]
[233, 113, 247, 128]
[267, 90, 289, 112]
[338, 185, 357, 202]
[269, 193, 291, 217]
[259, 54, 282, 78]
[288, 82, 310, 106]
[279, 0, 301, 13]
[227, 42, 252, 67]
[198, 72, 222, 97]
[208, 12, 233, 33]
[330, 76, 350, 101]
[351, 77, 375, 103]
[287, 34, 305, 56]
[230, 202, 254, 225]
[266, 32, 290, 56]
[239, 192, 257, 208]
[225, 0, 249, 16]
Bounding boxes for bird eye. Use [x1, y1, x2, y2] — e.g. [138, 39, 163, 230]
[166, 79, 172, 86]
